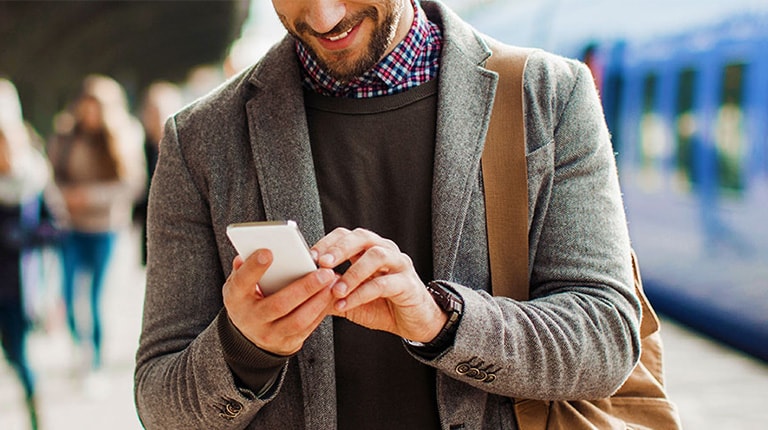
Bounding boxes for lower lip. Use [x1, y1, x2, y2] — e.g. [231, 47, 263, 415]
[316, 22, 362, 51]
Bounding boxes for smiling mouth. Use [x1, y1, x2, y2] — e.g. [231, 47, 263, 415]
[326, 28, 352, 42]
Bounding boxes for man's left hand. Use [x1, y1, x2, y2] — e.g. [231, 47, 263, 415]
[312, 227, 448, 343]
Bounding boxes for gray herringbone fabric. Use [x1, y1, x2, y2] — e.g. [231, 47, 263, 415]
[134, 2, 641, 429]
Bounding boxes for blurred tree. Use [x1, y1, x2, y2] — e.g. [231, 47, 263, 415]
[0, 0, 250, 137]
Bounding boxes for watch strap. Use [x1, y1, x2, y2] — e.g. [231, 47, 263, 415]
[405, 281, 464, 357]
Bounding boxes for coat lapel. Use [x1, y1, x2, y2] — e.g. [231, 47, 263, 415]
[245, 37, 327, 246]
[424, 6, 500, 428]
[245, 37, 337, 430]
[427, 3, 497, 281]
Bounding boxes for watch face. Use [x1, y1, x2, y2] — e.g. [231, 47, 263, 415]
[416, 282, 464, 353]
[427, 282, 463, 314]
[426, 284, 449, 310]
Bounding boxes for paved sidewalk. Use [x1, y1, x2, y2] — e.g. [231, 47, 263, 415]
[1, 232, 767, 429]
[660, 317, 768, 429]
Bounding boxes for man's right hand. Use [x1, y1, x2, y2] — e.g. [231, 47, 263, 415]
[222, 249, 337, 356]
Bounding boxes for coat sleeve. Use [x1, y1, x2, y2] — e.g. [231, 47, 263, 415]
[133, 115, 286, 429]
[413, 52, 642, 401]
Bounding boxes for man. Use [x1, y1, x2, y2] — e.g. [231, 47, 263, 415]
[134, 1, 641, 429]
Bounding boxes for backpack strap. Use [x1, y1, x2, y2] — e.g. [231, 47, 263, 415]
[481, 41, 533, 301]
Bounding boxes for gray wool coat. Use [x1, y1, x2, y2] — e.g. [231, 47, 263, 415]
[134, 2, 641, 429]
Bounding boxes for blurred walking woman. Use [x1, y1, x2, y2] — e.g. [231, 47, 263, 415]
[0, 77, 49, 430]
[48, 75, 145, 376]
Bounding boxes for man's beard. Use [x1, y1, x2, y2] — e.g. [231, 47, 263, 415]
[284, 7, 398, 83]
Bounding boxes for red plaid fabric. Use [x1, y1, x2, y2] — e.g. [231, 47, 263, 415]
[297, 0, 442, 98]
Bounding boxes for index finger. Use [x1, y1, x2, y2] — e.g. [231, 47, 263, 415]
[313, 227, 399, 269]
[313, 227, 374, 268]
[310, 227, 352, 267]
[258, 267, 337, 322]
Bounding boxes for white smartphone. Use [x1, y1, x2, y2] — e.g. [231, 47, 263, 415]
[226, 220, 317, 296]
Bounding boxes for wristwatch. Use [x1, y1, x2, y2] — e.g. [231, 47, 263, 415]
[405, 281, 464, 356]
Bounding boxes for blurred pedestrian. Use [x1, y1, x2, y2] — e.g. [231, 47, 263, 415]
[134, 81, 182, 266]
[580, 42, 604, 92]
[0, 77, 51, 430]
[47, 74, 146, 387]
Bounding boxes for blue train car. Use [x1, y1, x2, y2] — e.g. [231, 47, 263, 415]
[457, 1, 768, 361]
[605, 14, 768, 362]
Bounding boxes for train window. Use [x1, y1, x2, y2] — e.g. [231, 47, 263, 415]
[642, 73, 657, 113]
[715, 63, 746, 195]
[675, 67, 697, 189]
[638, 72, 670, 189]
[639, 72, 658, 169]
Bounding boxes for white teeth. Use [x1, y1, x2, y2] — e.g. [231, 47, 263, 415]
[327, 29, 350, 42]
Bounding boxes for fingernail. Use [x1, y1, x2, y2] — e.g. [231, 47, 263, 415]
[334, 281, 348, 296]
[319, 254, 335, 267]
[310, 249, 318, 261]
[256, 250, 270, 265]
[335, 299, 347, 311]
[316, 269, 333, 284]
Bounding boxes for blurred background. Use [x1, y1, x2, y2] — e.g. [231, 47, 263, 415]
[1, 0, 766, 429]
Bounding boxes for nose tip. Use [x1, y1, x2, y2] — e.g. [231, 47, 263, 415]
[305, 1, 347, 34]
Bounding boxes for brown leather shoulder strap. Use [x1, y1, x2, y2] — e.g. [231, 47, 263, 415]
[481, 41, 533, 301]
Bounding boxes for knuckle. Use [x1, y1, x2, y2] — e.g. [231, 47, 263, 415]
[332, 226, 351, 236]
[382, 238, 399, 250]
[369, 275, 389, 292]
[352, 227, 377, 241]
[368, 245, 389, 260]
[222, 282, 236, 302]
[343, 264, 365, 284]
[225, 274, 248, 298]
[352, 227, 369, 235]
[301, 277, 319, 296]
[399, 252, 413, 266]
[344, 286, 369, 308]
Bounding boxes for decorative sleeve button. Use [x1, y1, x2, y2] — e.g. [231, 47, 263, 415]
[455, 357, 498, 383]
[217, 398, 243, 420]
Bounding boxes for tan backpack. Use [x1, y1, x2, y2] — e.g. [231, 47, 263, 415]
[481, 40, 683, 430]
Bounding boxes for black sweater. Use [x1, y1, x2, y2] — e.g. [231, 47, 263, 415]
[220, 79, 440, 429]
[306, 79, 440, 430]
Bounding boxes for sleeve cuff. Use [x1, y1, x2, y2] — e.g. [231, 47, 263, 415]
[217, 309, 289, 395]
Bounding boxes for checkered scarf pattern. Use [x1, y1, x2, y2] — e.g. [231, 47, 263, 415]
[296, 1, 442, 98]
